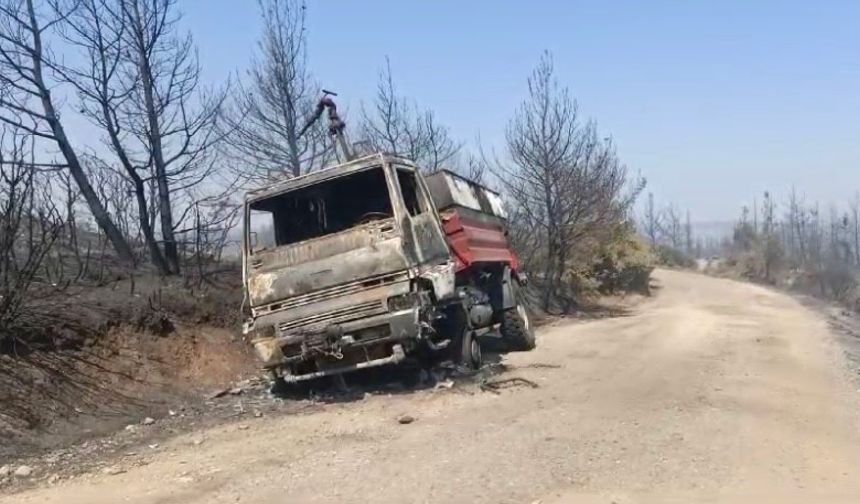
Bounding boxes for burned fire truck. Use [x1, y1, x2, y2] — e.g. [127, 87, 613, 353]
[242, 92, 534, 383]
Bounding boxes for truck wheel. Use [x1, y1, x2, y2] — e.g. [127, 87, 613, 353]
[458, 329, 484, 369]
[454, 329, 482, 370]
[500, 291, 536, 351]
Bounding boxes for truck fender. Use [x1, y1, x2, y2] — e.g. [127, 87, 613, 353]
[419, 261, 456, 301]
[501, 266, 517, 310]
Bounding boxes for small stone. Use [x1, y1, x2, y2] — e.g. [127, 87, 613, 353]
[363, 392, 372, 400]
[253, 410, 263, 418]
[47, 474, 61, 484]
[125, 424, 138, 433]
[192, 438, 205, 446]
[168, 409, 177, 416]
[228, 387, 243, 396]
[141, 417, 155, 426]
[0, 465, 10, 477]
[14, 465, 33, 478]
[397, 415, 415, 425]
[148, 444, 159, 450]
[434, 379, 455, 390]
[102, 466, 125, 476]
[237, 424, 249, 431]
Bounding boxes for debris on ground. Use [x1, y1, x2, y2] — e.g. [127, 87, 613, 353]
[141, 417, 156, 426]
[434, 379, 455, 390]
[14, 465, 33, 477]
[480, 377, 539, 394]
[397, 415, 416, 425]
[208, 388, 232, 399]
[102, 466, 126, 476]
[522, 363, 562, 369]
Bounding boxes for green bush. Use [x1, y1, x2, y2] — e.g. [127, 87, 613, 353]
[581, 222, 655, 295]
[654, 244, 695, 268]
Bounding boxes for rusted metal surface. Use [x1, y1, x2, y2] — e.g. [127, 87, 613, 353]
[242, 154, 457, 378]
[247, 229, 407, 308]
[281, 344, 406, 383]
[424, 169, 508, 219]
[440, 209, 519, 272]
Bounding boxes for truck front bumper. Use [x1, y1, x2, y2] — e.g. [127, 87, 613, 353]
[251, 306, 421, 376]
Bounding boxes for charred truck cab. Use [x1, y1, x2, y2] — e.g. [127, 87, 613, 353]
[242, 153, 535, 383]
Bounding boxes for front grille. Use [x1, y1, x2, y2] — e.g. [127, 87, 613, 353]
[256, 270, 409, 315]
[278, 300, 387, 333]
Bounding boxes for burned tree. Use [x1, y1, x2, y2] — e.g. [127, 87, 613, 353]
[495, 52, 639, 310]
[0, 0, 134, 263]
[54, 0, 227, 275]
[663, 205, 683, 251]
[119, 0, 228, 274]
[223, 0, 331, 182]
[361, 58, 460, 173]
[53, 0, 170, 273]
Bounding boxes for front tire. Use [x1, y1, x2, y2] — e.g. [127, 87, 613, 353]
[500, 289, 536, 351]
[454, 328, 482, 369]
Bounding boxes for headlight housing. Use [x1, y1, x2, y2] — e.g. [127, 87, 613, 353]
[387, 293, 418, 312]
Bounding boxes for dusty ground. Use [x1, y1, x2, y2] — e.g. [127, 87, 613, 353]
[5, 269, 860, 503]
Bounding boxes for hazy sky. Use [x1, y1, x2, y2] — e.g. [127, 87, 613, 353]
[182, 0, 860, 222]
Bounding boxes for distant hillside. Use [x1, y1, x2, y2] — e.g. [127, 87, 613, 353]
[692, 221, 734, 241]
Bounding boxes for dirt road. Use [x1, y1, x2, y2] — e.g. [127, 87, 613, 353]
[6, 269, 860, 503]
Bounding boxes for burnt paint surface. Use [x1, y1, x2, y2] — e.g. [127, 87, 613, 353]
[244, 155, 455, 325]
[248, 229, 408, 308]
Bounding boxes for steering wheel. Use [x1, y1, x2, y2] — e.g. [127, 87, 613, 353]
[356, 212, 391, 224]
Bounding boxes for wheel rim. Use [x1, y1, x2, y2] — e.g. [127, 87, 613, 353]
[517, 303, 530, 331]
[470, 336, 481, 368]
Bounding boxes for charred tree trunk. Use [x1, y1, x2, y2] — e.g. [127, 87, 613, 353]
[132, 2, 179, 275]
[22, 0, 134, 265]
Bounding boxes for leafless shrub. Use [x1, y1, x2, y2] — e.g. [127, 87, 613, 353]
[0, 128, 66, 350]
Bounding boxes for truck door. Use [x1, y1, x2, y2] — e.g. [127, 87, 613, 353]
[393, 165, 451, 265]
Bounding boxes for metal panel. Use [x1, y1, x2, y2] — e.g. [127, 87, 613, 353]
[440, 208, 519, 272]
[424, 170, 508, 219]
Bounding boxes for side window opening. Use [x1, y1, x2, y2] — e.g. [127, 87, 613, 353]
[249, 209, 275, 252]
[397, 168, 423, 217]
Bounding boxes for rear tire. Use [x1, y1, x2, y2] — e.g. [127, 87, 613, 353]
[500, 285, 536, 351]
